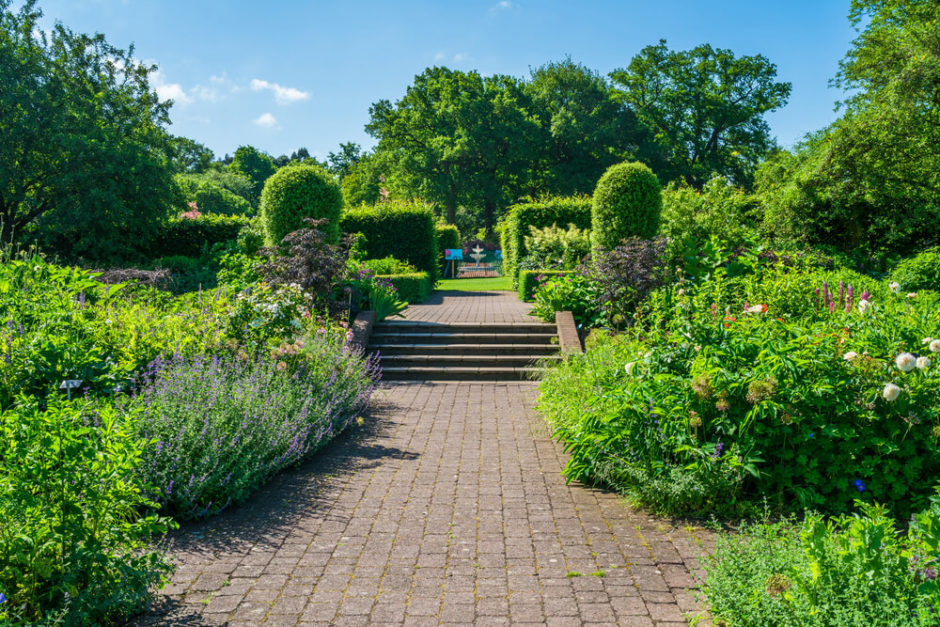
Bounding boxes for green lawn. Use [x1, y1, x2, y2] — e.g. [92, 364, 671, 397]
[435, 276, 514, 292]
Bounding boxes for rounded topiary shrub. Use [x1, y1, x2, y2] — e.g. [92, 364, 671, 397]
[260, 165, 343, 245]
[591, 162, 662, 250]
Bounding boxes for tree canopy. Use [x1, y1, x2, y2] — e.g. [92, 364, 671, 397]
[610, 40, 791, 189]
[0, 0, 177, 260]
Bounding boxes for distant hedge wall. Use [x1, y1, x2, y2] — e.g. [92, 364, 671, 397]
[436, 224, 460, 252]
[152, 215, 249, 258]
[341, 202, 439, 283]
[501, 197, 592, 279]
[377, 272, 431, 304]
[518, 270, 576, 302]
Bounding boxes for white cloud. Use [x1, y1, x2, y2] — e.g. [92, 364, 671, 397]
[434, 51, 446, 62]
[453, 53, 469, 62]
[151, 70, 191, 104]
[433, 52, 471, 64]
[191, 74, 238, 103]
[490, 1, 513, 12]
[250, 79, 310, 105]
[253, 112, 279, 128]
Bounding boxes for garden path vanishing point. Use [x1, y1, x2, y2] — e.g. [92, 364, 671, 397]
[138, 291, 712, 626]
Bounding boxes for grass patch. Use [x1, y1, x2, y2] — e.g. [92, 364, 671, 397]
[436, 276, 514, 292]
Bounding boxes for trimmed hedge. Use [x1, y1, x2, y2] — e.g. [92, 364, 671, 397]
[501, 197, 592, 279]
[377, 272, 430, 304]
[153, 215, 249, 258]
[341, 202, 439, 283]
[518, 269, 576, 301]
[436, 224, 460, 252]
[592, 162, 662, 250]
[260, 165, 343, 245]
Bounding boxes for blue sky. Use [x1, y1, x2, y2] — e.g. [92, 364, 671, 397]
[34, 0, 858, 161]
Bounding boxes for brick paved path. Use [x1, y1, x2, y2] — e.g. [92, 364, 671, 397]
[400, 291, 537, 324]
[140, 293, 712, 626]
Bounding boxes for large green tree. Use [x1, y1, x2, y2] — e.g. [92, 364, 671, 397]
[228, 145, 276, 206]
[0, 0, 177, 260]
[366, 67, 537, 235]
[525, 59, 639, 196]
[758, 0, 940, 254]
[610, 40, 791, 189]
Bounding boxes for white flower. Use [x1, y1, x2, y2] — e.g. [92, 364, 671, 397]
[917, 356, 930, 370]
[858, 300, 872, 315]
[843, 351, 858, 361]
[889, 281, 901, 293]
[677, 288, 687, 297]
[907, 292, 918, 299]
[745, 304, 767, 314]
[923, 337, 933, 345]
[624, 362, 636, 375]
[931, 340, 940, 353]
[883, 383, 901, 402]
[896, 352, 917, 372]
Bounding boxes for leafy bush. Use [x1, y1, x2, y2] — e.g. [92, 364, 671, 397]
[500, 196, 592, 279]
[359, 256, 418, 276]
[347, 268, 409, 320]
[260, 165, 343, 246]
[586, 237, 670, 326]
[126, 331, 379, 520]
[892, 247, 940, 293]
[538, 269, 940, 518]
[518, 270, 574, 301]
[0, 398, 173, 624]
[0, 253, 230, 408]
[376, 272, 431, 304]
[175, 173, 253, 216]
[592, 162, 662, 250]
[520, 223, 591, 272]
[153, 214, 249, 258]
[660, 176, 760, 257]
[702, 499, 940, 625]
[258, 218, 351, 313]
[340, 201, 440, 282]
[531, 273, 603, 326]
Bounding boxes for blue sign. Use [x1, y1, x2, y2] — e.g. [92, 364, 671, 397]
[445, 249, 463, 260]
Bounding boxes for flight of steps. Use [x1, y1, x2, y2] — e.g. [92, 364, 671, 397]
[368, 320, 561, 381]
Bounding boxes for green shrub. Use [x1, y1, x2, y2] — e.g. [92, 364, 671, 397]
[152, 254, 201, 275]
[520, 223, 592, 272]
[538, 268, 940, 518]
[126, 326, 378, 520]
[702, 500, 940, 625]
[531, 273, 603, 326]
[359, 256, 418, 276]
[341, 201, 440, 282]
[892, 247, 940, 293]
[518, 269, 575, 301]
[501, 197, 592, 279]
[591, 162, 662, 250]
[260, 165, 343, 246]
[0, 398, 174, 624]
[660, 176, 760, 257]
[376, 272, 430, 304]
[436, 224, 460, 252]
[154, 214, 249, 258]
[175, 173, 253, 216]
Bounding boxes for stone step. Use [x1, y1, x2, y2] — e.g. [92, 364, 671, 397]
[375, 343, 559, 356]
[380, 366, 547, 381]
[380, 354, 561, 368]
[374, 321, 557, 335]
[370, 332, 555, 346]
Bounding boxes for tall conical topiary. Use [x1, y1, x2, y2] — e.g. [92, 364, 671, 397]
[591, 162, 662, 250]
[260, 165, 343, 245]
